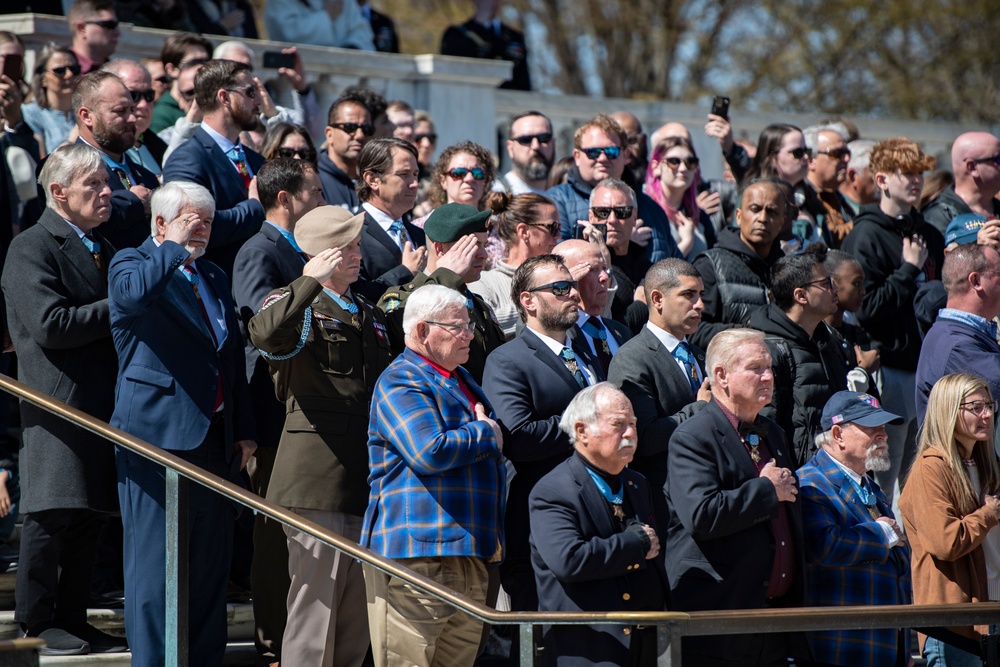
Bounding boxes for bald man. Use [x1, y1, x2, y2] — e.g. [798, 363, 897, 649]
[101, 59, 167, 174]
[923, 131, 1000, 234]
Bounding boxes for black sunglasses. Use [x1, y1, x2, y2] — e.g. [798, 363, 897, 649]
[179, 88, 196, 100]
[580, 146, 621, 160]
[511, 132, 552, 146]
[787, 147, 812, 160]
[50, 64, 82, 77]
[85, 19, 119, 30]
[527, 280, 577, 297]
[447, 167, 486, 181]
[801, 276, 834, 291]
[179, 57, 208, 71]
[972, 154, 1000, 166]
[414, 132, 437, 143]
[590, 206, 634, 220]
[154, 75, 171, 86]
[129, 89, 155, 104]
[331, 122, 375, 137]
[527, 221, 560, 237]
[225, 85, 256, 99]
[817, 147, 851, 160]
[276, 146, 317, 161]
[663, 156, 700, 170]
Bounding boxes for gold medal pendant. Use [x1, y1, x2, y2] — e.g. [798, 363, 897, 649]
[567, 359, 581, 375]
[612, 504, 625, 521]
[351, 315, 360, 328]
[601, 339, 610, 354]
[750, 448, 761, 464]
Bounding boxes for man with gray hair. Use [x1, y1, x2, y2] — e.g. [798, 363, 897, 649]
[362, 283, 504, 667]
[803, 123, 855, 247]
[529, 382, 667, 665]
[109, 180, 257, 666]
[839, 139, 878, 217]
[2, 143, 126, 655]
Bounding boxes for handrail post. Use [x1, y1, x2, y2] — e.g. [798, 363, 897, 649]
[657, 621, 682, 666]
[165, 468, 190, 667]
[519, 623, 535, 666]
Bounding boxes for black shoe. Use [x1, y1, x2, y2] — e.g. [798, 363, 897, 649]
[89, 589, 125, 608]
[19, 624, 90, 656]
[64, 623, 129, 654]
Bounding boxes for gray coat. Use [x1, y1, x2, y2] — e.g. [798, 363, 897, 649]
[1, 208, 119, 513]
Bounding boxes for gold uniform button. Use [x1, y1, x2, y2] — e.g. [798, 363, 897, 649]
[622, 593, 631, 601]
[623, 628, 631, 636]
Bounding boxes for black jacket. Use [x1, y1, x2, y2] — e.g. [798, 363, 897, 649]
[440, 18, 531, 91]
[318, 152, 360, 213]
[921, 184, 1000, 236]
[690, 226, 783, 350]
[840, 204, 944, 371]
[750, 304, 851, 467]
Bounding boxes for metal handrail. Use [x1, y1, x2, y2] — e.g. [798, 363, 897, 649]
[5, 371, 1000, 666]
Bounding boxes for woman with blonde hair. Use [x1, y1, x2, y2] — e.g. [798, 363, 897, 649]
[899, 372, 1000, 667]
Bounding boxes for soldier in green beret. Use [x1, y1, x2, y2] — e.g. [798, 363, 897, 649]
[247, 205, 394, 667]
[378, 202, 507, 383]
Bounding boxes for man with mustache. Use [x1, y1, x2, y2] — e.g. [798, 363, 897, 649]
[496, 111, 556, 196]
[798, 391, 911, 667]
[529, 383, 667, 666]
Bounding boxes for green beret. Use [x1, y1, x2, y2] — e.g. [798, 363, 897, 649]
[424, 203, 492, 243]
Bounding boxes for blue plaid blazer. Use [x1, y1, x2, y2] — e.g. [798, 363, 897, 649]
[361, 348, 505, 560]
[798, 448, 912, 667]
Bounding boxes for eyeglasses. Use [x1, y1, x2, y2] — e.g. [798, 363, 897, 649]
[527, 280, 577, 297]
[85, 19, 119, 30]
[786, 147, 812, 160]
[447, 167, 486, 181]
[663, 156, 700, 170]
[527, 221, 560, 237]
[511, 132, 552, 146]
[129, 89, 155, 104]
[590, 206, 634, 220]
[960, 399, 998, 417]
[50, 64, 82, 77]
[626, 133, 645, 146]
[179, 88, 196, 100]
[426, 320, 477, 335]
[179, 57, 208, 71]
[414, 133, 437, 143]
[331, 122, 375, 137]
[154, 75, 171, 86]
[225, 85, 257, 99]
[276, 147, 317, 162]
[580, 146, 622, 160]
[971, 154, 1000, 166]
[801, 276, 834, 291]
[816, 147, 852, 160]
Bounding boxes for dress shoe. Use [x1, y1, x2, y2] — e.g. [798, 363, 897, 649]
[89, 588, 126, 608]
[19, 623, 90, 656]
[65, 622, 129, 653]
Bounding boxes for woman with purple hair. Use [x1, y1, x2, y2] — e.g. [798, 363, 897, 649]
[644, 136, 716, 259]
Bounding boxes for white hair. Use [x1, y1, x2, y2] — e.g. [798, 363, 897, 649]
[39, 143, 104, 208]
[100, 58, 149, 79]
[847, 139, 876, 173]
[815, 429, 833, 450]
[150, 181, 216, 235]
[803, 123, 849, 152]
[559, 382, 623, 445]
[704, 328, 766, 388]
[588, 177, 636, 207]
[402, 285, 467, 337]
[213, 41, 254, 63]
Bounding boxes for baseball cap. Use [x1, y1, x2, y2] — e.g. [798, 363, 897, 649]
[945, 213, 988, 246]
[821, 391, 903, 430]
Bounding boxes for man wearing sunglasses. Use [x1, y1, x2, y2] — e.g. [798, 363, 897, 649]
[67, 0, 119, 75]
[922, 131, 1000, 235]
[546, 114, 678, 264]
[102, 60, 167, 177]
[802, 124, 855, 248]
[162, 59, 266, 277]
[496, 110, 555, 196]
[319, 93, 374, 213]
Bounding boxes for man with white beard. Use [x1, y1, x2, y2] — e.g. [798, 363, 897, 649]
[797, 391, 912, 667]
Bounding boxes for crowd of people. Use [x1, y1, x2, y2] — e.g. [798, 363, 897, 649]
[2, 2, 1000, 667]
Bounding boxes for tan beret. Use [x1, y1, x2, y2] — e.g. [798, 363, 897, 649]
[293, 205, 365, 256]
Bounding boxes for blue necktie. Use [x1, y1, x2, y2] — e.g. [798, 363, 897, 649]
[672, 340, 701, 394]
[81, 233, 102, 271]
[560, 347, 587, 389]
[389, 220, 407, 249]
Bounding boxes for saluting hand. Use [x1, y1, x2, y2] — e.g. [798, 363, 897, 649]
[303, 248, 343, 284]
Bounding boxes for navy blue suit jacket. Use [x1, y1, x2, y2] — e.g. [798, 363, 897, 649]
[108, 237, 255, 456]
[161, 127, 266, 277]
[359, 210, 425, 294]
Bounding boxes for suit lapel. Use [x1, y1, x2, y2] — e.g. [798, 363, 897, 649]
[567, 325, 603, 381]
[364, 212, 403, 259]
[642, 328, 696, 399]
[196, 259, 230, 349]
[570, 456, 618, 538]
[521, 328, 584, 392]
[708, 402, 760, 480]
[199, 129, 247, 195]
[37, 210, 105, 294]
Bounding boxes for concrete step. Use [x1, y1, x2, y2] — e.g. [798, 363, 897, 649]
[37, 641, 256, 665]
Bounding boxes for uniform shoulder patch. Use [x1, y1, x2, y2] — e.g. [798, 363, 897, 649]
[384, 297, 402, 313]
[260, 291, 289, 311]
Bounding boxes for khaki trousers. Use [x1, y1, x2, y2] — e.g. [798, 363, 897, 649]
[364, 556, 488, 667]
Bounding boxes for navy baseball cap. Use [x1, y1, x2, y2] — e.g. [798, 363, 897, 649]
[945, 213, 988, 246]
[821, 391, 903, 430]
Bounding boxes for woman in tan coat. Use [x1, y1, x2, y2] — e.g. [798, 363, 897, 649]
[900, 372, 1000, 666]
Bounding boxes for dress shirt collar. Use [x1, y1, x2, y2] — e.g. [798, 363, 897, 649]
[528, 327, 571, 358]
[826, 449, 864, 486]
[62, 218, 87, 240]
[645, 321, 686, 354]
[201, 121, 238, 155]
[362, 201, 398, 233]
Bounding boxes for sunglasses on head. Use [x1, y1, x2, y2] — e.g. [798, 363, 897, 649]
[331, 122, 375, 137]
[817, 147, 851, 160]
[511, 132, 553, 146]
[129, 89, 155, 104]
[664, 156, 699, 170]
[580, 146, 621, 160]
[527, 280, 577, 297]
[590, 206, 634, 220]
[447, 167, 486, 181]
[85, 19, 119, 30]
[276, 146, 317, 161]
[414, 133, 437, 143]
[787, 147, 813, 160]
[225, 85, 256, 99]
[50, 64, 82, 77]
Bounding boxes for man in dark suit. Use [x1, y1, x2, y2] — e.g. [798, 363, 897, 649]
[530, 383, 667, 666]
[665, 328, 808, 666]
[102, 59, 167, 177]
[231, 157, 324, 666]
[108, 181, 257, 667]
[2, 144, 126, 656]
[162, 59, 266, 278]
[553, 239, 630, 375]
[440, 0, 531, 91]
[356, 138, 427, 297]
[360, 0, 400, 53]
[483, 254, 600, 614]
[608, 258, 711, 520]
[72, 70, 159, 250]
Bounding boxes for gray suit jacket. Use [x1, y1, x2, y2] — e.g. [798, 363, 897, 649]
[1, 208, 119, 513]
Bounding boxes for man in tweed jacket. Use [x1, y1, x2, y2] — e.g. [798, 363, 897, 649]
[799, 391, 912, 666]
[361, 284, 505, 667]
